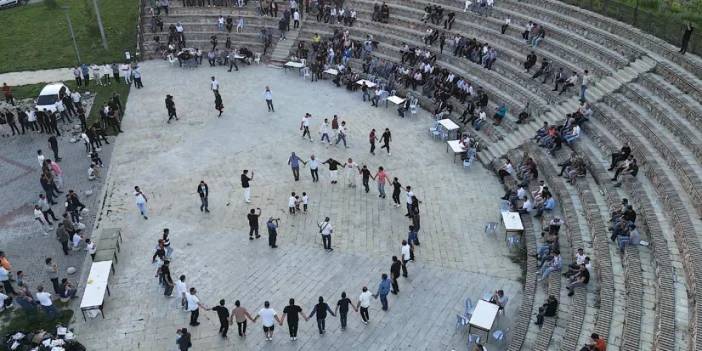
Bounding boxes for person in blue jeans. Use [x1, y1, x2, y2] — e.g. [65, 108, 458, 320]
[308, 296, 335, 334]
[373, 273, 392, 311]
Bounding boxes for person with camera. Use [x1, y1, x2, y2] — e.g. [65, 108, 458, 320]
[266, 217, 280, 248]
[318, 217, 333, 251]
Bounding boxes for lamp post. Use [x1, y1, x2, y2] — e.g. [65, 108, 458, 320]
[62, 6, 82, 64]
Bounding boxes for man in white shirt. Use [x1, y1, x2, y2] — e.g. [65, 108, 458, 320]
[264, 86, 274, 112]
[134, 186, 148, 220]
[404, 186, 414, 217]
[308, 155, 320, 182]
[175, 275, 188, 310]
[186, 287, 205, 326]
[254, 301, 281, 341]
[318, 217, 333, 251]
[210, 76, 220, 93]
[85, 239, 97, 259]
[343, 158, 358, 188]
[356, 287, 372, 324]
[300, 113, 312, 141]
[580, 70, 589, 101]
[37, 149, 45, 168]
[36, 285, 58, 318]
[401, 240, 411, 277]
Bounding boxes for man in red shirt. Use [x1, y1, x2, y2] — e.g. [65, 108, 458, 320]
[590, 333, 606, 351]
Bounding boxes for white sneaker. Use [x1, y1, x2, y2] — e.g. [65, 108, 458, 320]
[388, 153, 391, 155]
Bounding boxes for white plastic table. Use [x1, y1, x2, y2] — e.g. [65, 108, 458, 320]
[446, 140, 465, 163]
[323, 68, 339, 76]
[79, 260, 113, 321]
[469, 300, 500, 342]
[387, 96, 406, 105]
[438, 119, 460, 139]
[355, 79, 377, 88]
[284, 61, 305, 73]
[501, 211, 524, 234]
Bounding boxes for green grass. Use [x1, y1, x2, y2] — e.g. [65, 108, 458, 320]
[12, 80, 130, 133]
[0, 0, 139, 73]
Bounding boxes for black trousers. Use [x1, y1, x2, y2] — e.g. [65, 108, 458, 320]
[401, 259, 409, 277]
[288, 320, 298, 337]
[392, 191, 400, 205]
[382, 141, 390, 153]
[200, 196, 208, 211]
[362, 178, 370, 193]
[219, 319, 229, 336]
[249, 225, 259, 237]
[360, 307, 369, 321]
[268, 232, 277, 247]
[322, 234, 331, 249]
[311, 168, 319, 182]
[237, 320, 247, 336]
[370, 141, 376, 154]
[266, 100, 275, 112]
[339, 311, 348, 328]
[391, 275, 399, 293]
[51, 277, 60, 293]
[190, 309, 199, 325]
[60, 240, 70, 255]
[316, 318, 326, 333]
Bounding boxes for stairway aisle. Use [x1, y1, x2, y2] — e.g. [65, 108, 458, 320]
[477, 56, 656, 166]
[269, 25, 301, 66]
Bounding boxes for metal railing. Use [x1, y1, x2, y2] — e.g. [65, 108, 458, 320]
[559, 0, 700, 56]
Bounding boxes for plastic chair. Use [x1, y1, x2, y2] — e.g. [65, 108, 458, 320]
[493, 328, 509, 342]
[499, 200, 510, 213]
[463, 157, 474, 169]
[464, 297, 474, 317]
[410, 97, 419, 116]
[429, 120, 441, 139]
[303, 67, 311, 80]
[254, 53, 261, 64]
[484, 222, 498, 235]
[507, 235, 521, 249]
[455, 313, 470, 331]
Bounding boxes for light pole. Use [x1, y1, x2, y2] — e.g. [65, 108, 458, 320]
[62, 6, 82, 64]
[92, 0, 109, 50]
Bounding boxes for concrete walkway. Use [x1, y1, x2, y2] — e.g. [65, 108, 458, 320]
[0, 67, 75, 86]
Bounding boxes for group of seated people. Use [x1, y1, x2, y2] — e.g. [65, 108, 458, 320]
[525, 53, 583, 96]
[533, 104, 590, 155]
[422, 5, 456, 29]
[557, 151, 587, 184]
[608, 143, 638, 186]
[315, 3, 358, 26]
[449, 34, 499, 71]
[609, 198, 640, 253]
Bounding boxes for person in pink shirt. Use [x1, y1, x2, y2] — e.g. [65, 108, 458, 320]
[374, 166, 390, 199]
[49, 159, 64, 190]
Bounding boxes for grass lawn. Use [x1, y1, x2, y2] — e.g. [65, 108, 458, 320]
[12, 80, 131, 134]
[0, 0, 139, 73]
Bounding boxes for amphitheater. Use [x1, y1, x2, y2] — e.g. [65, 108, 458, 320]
[86, 0, 702, 350]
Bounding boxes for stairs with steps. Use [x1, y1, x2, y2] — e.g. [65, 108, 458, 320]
[477, 55, 657, 166]
[268, 28, 300, 67]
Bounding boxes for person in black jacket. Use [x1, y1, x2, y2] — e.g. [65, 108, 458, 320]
[390, 256, 401, 294]
[166, 95, 178, 123]
[177, 328, 192, 350]
[308, 296, 335, 334]
[197, 180, 209, 212]
[214, 92, 224, 117]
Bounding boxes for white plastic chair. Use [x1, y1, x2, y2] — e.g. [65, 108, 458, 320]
[254, 53, 261, 64]
[493, 328, 508, 343]
[167, 54, 178, 66]
[410, 97, 419, 116]
[484, 222, 497, 235]
[303, 67, 311, 80]
[429, 120, 441, 139]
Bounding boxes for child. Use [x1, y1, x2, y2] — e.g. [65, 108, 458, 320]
[91, 151, 104, 167]
[294, 195, 301, 212]
[72, 232, 83, 250]
[288, 192, 297, 215]
[88, 164, 98, 181]
[85, 239, 97, 260]
[302, 192, 309, 212]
